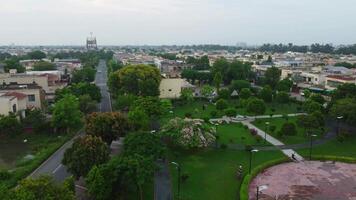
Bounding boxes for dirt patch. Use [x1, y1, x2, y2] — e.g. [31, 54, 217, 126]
[249, 161, 356, 200]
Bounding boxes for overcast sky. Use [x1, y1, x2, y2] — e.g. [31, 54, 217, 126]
[0, 0, 355, 46]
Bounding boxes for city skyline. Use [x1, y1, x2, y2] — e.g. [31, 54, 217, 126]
[0, 0, 356, 45]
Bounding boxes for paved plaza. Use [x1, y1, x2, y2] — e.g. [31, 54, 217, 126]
[249, 161, 356, 200]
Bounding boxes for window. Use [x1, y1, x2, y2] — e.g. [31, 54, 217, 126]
[28, 94, 36, 102]
[12, 104, 17, 113]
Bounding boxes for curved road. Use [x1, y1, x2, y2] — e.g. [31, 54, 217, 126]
[29, 60, 111, 182]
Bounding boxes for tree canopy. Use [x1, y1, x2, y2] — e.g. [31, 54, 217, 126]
[109, 64, 161, 97]
[85, 112, 129, 145]
[63, 135, 110, 179]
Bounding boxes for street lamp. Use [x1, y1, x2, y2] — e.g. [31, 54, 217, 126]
[249, 149, 259, 174]
[309, 134, 317, 160]
[337, 116, 343, 136]
[264, 122, 269, 144]
[214, 123, 219, 149]
[171, 162, 181, 199]
[256, 185, 268, 200]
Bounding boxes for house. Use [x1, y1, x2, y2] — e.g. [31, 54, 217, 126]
[325, 75, 356, 90]
[159, 78, 195, 99]
[0, 92, 27, 117]
[0, 72, 66, 102]
[0, 83, 46, 110]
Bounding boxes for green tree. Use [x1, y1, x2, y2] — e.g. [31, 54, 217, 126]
[218, 88, 230, 100]
[216, 99, 228, 110]
[121, 154, 155, 200]
[0, 113, 22, 136]
[108, 64, 161, 97]
[22, 109, 47, 133]
[123, 132, 165, 160]
[246, 98, 266, 116]
[230, 80, 250, 92]
[279, 122, 297, 136]
[259, 85, 273, 102]
[52, 94, 82, 133]
[331, 83, 356, 101]
[180, 88, 194, 103]
[309, 94, 325, 105]
[213, 72, 222, 92]
[201, 85, 214, 99]
[224, 108, 237, 117]
[131, 96, 163, 118]
[276, 91, 290, 104]
[330, 98, 356, 124]
[12, 176, 75, 200]
[277, 79, 293, 92]
[4, 58, 25, 73]
[239, 88, 251, 99]
[85, 112, 129, 145]
[128, 108, 150, 131]
[78, 95, 97, 114]
[63, 135, 110, 179]
[71, 67, 96, 83]
[303, 100, 323, 114]
[265, 66, 281, 90]
[27, 50, 46, 59]
[33, 61, 56, 71]
[70, 82, 101, 102]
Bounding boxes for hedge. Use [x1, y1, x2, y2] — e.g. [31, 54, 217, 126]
[239, 157, 289, 200]
[310, 155, 356, 163]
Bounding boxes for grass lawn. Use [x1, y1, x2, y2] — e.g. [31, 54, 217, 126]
[168, 122, 284, 200]
[216, 123, 262, 146]
[297, 134, 356, 158]
[252, 117, 323, 145]
[169, 149, 284, 200]
[0, 132, 73, 188]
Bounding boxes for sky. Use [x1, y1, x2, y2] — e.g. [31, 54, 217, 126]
[0, 0, 356, 46]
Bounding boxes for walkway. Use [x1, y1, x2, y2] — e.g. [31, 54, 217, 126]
[210, 113, 306, 162]
[154, 160, 173, 200]
[241, 121, 304, 162]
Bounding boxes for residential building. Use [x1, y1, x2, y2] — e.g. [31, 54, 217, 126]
[159, 78, 195, 99]
[325, 75, 356, 90]
[0, 83, 46, 109]
[0, 92, 27, 117]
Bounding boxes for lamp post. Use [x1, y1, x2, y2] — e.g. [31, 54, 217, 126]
[215, 123, 219, 149]
[264, 122, 269, 144]
[171, 162, 181, 199]
[309, 134, 317, 160]
[337, 116, 343, 136]
[249, 149, 259, 174]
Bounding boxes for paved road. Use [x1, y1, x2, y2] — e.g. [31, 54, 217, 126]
[29, 60, 111, 182]
[154, 160, 173, 200]
[96, 60, 112, 112]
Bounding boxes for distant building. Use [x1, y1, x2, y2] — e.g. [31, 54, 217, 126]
[159, 78, 195, 99]
[86, 33, 97, 50]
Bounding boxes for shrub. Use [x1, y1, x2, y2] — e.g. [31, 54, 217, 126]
[0, 170, 11, 180]
[249, 129, 257, 136]
[224, 108, 237, 117]
[280, 122, 297, 136]
[220, 143, 227, 149]
[216, 99, 228, 110]
[185, 112, 192, 118]
[210, 110, 218, 118]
